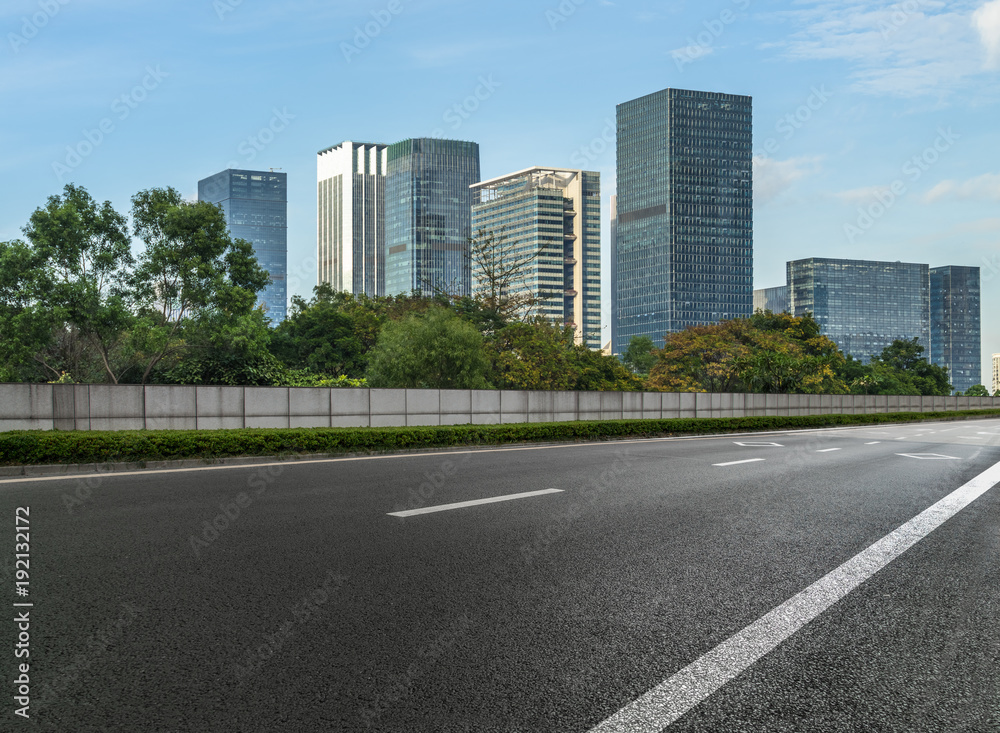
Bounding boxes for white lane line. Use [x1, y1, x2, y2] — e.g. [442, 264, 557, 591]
[733, 442, 783, 447]
[587, 457, 1000, 733]
[865, 442, 881, 445]
[816, 448, 841, 453]
[387, 488, 563, 517]
[897, 453, 960, 460]
[713, 459, 766, 467]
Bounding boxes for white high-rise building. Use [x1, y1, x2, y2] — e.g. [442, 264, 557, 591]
[317, 141, 387, 296]
[993, 353, 999, 395]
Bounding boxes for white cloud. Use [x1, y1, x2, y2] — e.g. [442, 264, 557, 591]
[753, 156, 822, 203]
[834, 185, 894, 204]
[973, 0, 1000, 67]
[765, 1, 991, 98]
[923, 172, 1000, 202]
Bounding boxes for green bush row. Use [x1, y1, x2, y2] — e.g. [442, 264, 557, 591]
[2, 410, 999, 467]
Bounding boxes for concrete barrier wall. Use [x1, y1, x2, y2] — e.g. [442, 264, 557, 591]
[1, 383, 998, 431]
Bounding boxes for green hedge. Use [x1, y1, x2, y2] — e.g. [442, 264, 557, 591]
[2, 410, 999, 467]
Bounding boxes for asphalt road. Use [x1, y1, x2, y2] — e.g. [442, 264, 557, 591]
[2, 418, 999, 732]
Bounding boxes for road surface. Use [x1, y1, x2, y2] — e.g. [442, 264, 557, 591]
[2, 418, 999, 731]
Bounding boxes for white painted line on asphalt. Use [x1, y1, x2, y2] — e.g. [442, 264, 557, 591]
[733, 442, 783, 447]
[865, 442, 881, 445]
[587, 457, 1000, 733]
[897, 453, 960, 460]
[387, 488, 563, 517]
[713, 459, 766, 467]
[816, 448, 841, 453]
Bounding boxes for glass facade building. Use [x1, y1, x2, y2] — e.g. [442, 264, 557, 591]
[384, 138, 481, 296]
[198, 169, 288, 323]
[930, 265, 981, 393]
[753, 285, 789, 314]
[471, 167, 602, 349]
[317, 141, 387, 296]
[614, 87, 753, 354]
[787, 257, 929, 362]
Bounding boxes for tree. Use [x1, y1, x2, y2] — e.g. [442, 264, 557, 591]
[365, 307, 491, 389]
[129, 187, 270, 383]
[622, 336, 657, 375]
[485, 320, 642, 391]
[646, 314, 847, 394]
[964, 384, 990, 396]
[467, 227, 549, 326]
[0, 238, 59, 381]
[270, 285, 366, 377]
[19, 184, 135, 383]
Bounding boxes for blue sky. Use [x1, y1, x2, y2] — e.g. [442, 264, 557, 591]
[2, 0, 999, 382]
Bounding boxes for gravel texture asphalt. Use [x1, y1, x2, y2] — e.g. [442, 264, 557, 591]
[1, 418, 999, 732]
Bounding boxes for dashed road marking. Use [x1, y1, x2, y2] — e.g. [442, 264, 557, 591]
[897, 453, 960, 460]
[587, 457, 1000, 733]
[713, 459, 766, 467]
[733, 442, 784, 448]
[865, 442, 881, 445]
[816, 448, 841, 453]
[387, 488, 563, 517]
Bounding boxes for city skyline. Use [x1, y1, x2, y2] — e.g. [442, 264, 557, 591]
[3, 1, 998, 377]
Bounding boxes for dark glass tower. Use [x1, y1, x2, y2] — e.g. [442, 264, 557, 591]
[614, 87, 753, 353]
[384, 138, 481, 297]
[198, 169, 287, 322]
[787, 257, 930, 362]
[930, 265, 981, 393]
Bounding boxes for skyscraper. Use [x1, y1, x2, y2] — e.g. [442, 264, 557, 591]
[609, 194, 617, 354]
[614, 87, 753, 354]
[198, 168, 287, 322]
[787, 257, 929, 362]
[993, 353, 999, 395]
[316, 141, 388, 296]
[753, 286, 789, 314]
[471, 167, 602, 349]
[930, 265, 981, 393]
[384, 138, 481, 296]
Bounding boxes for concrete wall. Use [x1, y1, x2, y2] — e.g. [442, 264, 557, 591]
[2, 383, 999, 432]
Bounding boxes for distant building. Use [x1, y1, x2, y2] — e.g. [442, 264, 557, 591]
[471, 167, 601, 349]
[614, 87, 753, 354]
[930, 266, 981, 393]
[787, 257, 929, 362]
[198, 169, 287, 322]
[316, 141, 387, 296]
[993, 353, 999, 395]
[384, 138, 480, 296]
[753, 285, 789, 314]
[610, 194, 618, 354]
